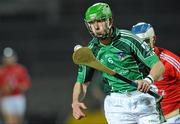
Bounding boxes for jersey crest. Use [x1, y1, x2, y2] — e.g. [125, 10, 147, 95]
[118, 52, 126, 60]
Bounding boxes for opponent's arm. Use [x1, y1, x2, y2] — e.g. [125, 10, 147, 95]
[149, 60, 165, 81]
[137, 60, 164, 91]
[130, 38, 165, 92]
[72, 82, 89, 120]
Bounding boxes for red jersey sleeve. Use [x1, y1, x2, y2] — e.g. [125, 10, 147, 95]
[161, 48, 180, 80]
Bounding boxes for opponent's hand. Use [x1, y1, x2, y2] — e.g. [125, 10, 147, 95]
[135, 80, 151, 93]
[72, 102, 87, 120]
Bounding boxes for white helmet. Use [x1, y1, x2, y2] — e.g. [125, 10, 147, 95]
[131, 22, 155, 40]
[3, 47, 17, 59]
[3, 47, 15, 57]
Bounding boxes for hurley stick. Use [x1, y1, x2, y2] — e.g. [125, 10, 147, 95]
[72, 47, 163, 102]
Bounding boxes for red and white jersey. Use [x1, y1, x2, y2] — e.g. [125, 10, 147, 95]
[154, 46, 180, 115]
[0, 63, 31, 96]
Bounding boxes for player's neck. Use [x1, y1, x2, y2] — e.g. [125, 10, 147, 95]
[99, 28, 113, 45]
[100, 38, 112, 45]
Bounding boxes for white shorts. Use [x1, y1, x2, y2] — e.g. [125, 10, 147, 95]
[104, 91, 160, 124]
[1, 95, 26, 116]
[163, 114, 180, 124]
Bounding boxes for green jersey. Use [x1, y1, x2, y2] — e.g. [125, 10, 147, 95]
[76, 28, 159, 94]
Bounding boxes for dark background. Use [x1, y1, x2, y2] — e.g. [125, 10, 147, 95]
[0, 0, 179, 124]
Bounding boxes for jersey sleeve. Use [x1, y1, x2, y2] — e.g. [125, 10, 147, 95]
[166, 62, 180, 81]
[76, 39, 98, 84]
[129, 37, 159, 68]
[76, 65, 95, 83]
[168, 50, 180, 80]
[161, 49, 180, 80]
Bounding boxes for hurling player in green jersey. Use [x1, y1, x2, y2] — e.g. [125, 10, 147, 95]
[72, 3, 165, 124]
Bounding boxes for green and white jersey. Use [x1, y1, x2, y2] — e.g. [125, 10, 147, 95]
[76, 28, 159, 94]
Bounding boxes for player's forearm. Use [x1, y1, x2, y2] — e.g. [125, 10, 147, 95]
[72, 82, 89, 103]
[81, 82, 90, 100]
[72, 83, 82, 103]
[149, 60, 165, 81]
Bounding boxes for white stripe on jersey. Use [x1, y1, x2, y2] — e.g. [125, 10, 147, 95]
[160, 53, 180, 72]
[120, 30, 143, 43]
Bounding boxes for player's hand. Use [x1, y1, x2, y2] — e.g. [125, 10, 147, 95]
[135, 80, 151, 93]
[72, 102, 87, 120]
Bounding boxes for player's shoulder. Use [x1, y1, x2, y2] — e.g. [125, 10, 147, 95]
[14, 63, 28, 71]
[119, 29, 132, 35]
[115, 28, 133, 36]
[159, 47, 180, 61]
[87, 38, 99, 49]
[163, 48, 177, 56]
[116, 28, 142, 44]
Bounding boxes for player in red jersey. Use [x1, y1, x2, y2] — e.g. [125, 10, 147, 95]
[132, 22, 180, 123]
[0, 47, 31, 124]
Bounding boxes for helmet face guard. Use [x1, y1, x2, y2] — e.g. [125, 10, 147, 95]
[85, 18, 112, 40]
[84, 3, 113, 39]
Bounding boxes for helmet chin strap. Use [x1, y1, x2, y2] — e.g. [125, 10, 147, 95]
[153, 35, 156, 45]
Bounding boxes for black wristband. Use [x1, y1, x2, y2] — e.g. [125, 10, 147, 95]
[146, 76, 154, 83]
